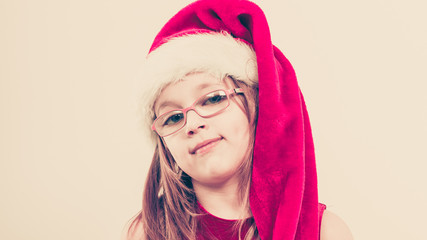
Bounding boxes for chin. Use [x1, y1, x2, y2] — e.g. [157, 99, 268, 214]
[203, 169, 241, 185]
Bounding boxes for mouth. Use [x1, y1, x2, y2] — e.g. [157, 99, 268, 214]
[190, 137, 223, 155]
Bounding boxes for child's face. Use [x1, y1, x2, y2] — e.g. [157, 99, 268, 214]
[155, 72, 252, 186]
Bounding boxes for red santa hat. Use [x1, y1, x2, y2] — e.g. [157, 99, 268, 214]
[141, 0, 320, 239]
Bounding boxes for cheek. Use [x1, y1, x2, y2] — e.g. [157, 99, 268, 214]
[223, 110, 251, 143]
[163, 138, 183, 160]
[163, 137, 192, 171]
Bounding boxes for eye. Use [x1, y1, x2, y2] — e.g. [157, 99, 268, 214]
[162, 113, 184, 126]
[202, 92, 227, 106]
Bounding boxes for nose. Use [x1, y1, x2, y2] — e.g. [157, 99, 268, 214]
[185, 110, 207, 136]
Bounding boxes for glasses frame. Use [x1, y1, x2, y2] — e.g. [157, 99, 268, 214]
[152, 88, 244, 137]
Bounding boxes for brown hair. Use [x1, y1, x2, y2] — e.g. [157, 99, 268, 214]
[127, 75, 259, 240]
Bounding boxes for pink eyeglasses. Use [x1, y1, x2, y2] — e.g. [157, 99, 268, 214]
[152, 88, 244, 137]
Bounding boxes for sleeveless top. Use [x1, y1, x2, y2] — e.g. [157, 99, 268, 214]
[196, 202, 327, 240]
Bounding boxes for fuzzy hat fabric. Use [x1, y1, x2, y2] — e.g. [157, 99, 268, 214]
[141, 31, 258, 143]
[143, 0, 320, 239]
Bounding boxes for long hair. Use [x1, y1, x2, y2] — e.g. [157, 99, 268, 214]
[127, 75, 259, 240]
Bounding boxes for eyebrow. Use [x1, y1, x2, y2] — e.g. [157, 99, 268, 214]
[156, 100, 182, 115]
[196, 82, 212, 90]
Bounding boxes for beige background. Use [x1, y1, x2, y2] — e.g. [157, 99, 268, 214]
[1, 0, 426, 239]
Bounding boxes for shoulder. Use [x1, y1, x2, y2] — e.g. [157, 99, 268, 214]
[320, 209, 354, 240]
[120, 213, 146, 240]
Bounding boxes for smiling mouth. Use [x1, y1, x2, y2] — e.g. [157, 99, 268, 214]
[191, 137, 223, 155]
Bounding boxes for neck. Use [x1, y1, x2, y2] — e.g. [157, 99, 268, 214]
[192, 177, 251, 220]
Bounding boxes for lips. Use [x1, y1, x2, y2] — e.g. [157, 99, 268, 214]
[190, 137, 223, 154]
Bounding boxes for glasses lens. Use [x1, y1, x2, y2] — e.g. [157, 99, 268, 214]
[155, 110, 185, 136]
[195, 90, 229, 116]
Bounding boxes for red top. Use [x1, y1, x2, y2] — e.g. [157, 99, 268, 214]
[197, 203, 327, 240]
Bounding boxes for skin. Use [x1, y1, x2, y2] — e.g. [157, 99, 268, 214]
[321, 210, 354, 240]
[155, 72, 251, 219]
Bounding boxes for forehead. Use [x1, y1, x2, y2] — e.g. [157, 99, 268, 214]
[154, 72, 232, 113]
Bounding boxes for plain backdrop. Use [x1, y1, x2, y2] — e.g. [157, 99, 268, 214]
[1, 0, 426, 239]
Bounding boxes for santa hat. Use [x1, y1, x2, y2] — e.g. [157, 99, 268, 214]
[141, 30, 258, 142]
[141, 0, 320, 239]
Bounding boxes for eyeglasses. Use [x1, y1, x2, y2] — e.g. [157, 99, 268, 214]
[152, 88, 244, 137]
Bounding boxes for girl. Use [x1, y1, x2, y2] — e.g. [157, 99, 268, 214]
[126, 0, 353, 239]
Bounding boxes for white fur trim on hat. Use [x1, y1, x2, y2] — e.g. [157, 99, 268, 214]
[139, 31, 258, 142]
